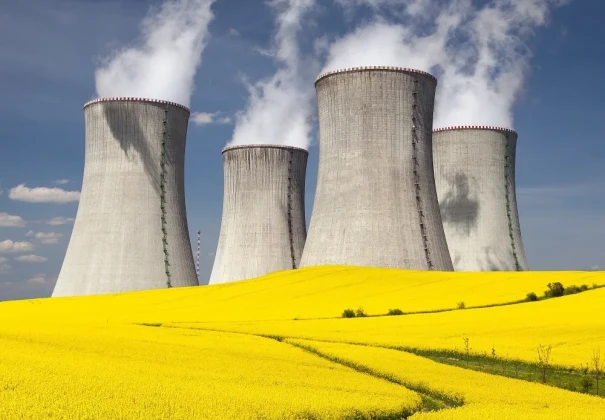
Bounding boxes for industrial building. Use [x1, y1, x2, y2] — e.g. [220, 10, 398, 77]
[300, 66, 453, 270]
[52, 97, 199, 297]
[209, 145, 308, 284]
[432, 126, 529, 271]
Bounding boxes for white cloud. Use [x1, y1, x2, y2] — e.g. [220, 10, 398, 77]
[192, 112, 214, 125]
[9, 184, 80, 204]
[191, 112, 232, 126]
[0, 212, 27, 228]
[14, 254, 48, 263]
[95, 0, 216, 107]
[54, 179, 70, 185]
[334, 0, 422, 10]
[26, 275, 49, 285]
[216, 116, 232, 124]
[25, 231, 63, 244]
[325, 0, 568, 129]
[228, 27, 240, 36]
[44, 217, 75, 226]
[0, 240, 34, 253]
[590, 265, 600, 271]
[229, 0, 319, 149]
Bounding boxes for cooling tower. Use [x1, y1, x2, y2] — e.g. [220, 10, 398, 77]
[52, 97, 199, 297]
[209, 145, 308, 284]
[300, 66, 453, 270]
[432, 126, 528, 271]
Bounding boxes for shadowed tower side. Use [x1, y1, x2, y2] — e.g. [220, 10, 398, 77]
[52, 98, 199, 296]
[300, 66, 453, 271]
[433, 126, 528, 271]
[209, 145, 308, 284]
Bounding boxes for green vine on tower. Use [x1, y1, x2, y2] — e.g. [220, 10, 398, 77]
[160, 108, 172, 287]
[504, 133, 521, 271]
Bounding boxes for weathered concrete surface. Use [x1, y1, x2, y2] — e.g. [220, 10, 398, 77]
[433, 126, 528, 271]
[209, 145, 308, 284]
[300, 67, 453, 270]
[52, 98, 199, 297]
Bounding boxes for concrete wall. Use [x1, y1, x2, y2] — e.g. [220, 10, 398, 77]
[52, 98, 199, 296]
[209, 145, 308, 284]
[433, 126, 528, 271]
[301, 67, 453, 270]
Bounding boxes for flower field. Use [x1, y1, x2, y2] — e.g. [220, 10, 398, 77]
[1, 265, 601, 323]
[286, 339, 605, 419]
[1, 266, 603, 418]
[190, 284, 605, 367]
[0, 323, 420, 419]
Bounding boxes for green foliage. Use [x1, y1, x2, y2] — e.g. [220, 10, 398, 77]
[387, 309, 404, 316]
[544, 282, 565, 298]
[341, 307, 368, 318]
[537, 344, 552, 384]
[405, 346, 605, 398]
[342, 309, 356, 318]
[525, 292, 538, 302]
[564, 285, 584, 295]
[538, 282, 593, 300]
[457, 301, 466, 310]
[581, 377, 594, 393]
[462, 336, 471, 368]
[355, 307, 368, 318]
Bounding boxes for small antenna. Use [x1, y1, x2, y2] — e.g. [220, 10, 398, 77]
[196, 230, 201, 280]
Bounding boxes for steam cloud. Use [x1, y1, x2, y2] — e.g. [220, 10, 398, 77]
[324, 0, 569, 128]
[228, 0, 319, 149]
[95, 0, 215, 107]
[231, 0, 565, 148]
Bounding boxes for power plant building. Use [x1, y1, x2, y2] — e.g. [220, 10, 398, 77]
[300, 66, 453, 271]
[432, 126, 528, 271]
[209, 145, 308, 284]
[52, 97, 199, 297]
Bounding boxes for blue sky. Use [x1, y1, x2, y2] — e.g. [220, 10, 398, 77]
[1, 0, 604, 301]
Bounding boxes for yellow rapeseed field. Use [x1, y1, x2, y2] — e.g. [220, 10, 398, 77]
[1, 266, 603, 418]
[0, 265, 601, 323]
[287, 339, 605, 420]
[185, 286, 605, 367]
[0, 321, 420, 419]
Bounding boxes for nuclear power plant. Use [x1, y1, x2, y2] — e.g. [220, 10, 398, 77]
[209, 145, 308, 284]
[52, 97, 199, 297]
[432, 126, 528, 271]
[300, 66, 453, 271]
[49, 70, 535, 297]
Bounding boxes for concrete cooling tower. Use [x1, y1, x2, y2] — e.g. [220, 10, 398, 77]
[209, 145, 308, 284]
[432, 126, 528, 271]
[300, 66, 453, 271]
[52, 97, 199, 297]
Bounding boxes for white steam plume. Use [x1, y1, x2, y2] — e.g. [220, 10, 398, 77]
[95, 0, 215, 107]
[228, 0, 319, 149]
[326, 0, 568, 129]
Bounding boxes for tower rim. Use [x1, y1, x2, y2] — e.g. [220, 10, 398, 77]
[433, 125, 517, 135]
[83, 97, 190, 113]
[222, 144, 309, 155]
[315, 66, 437, 85]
